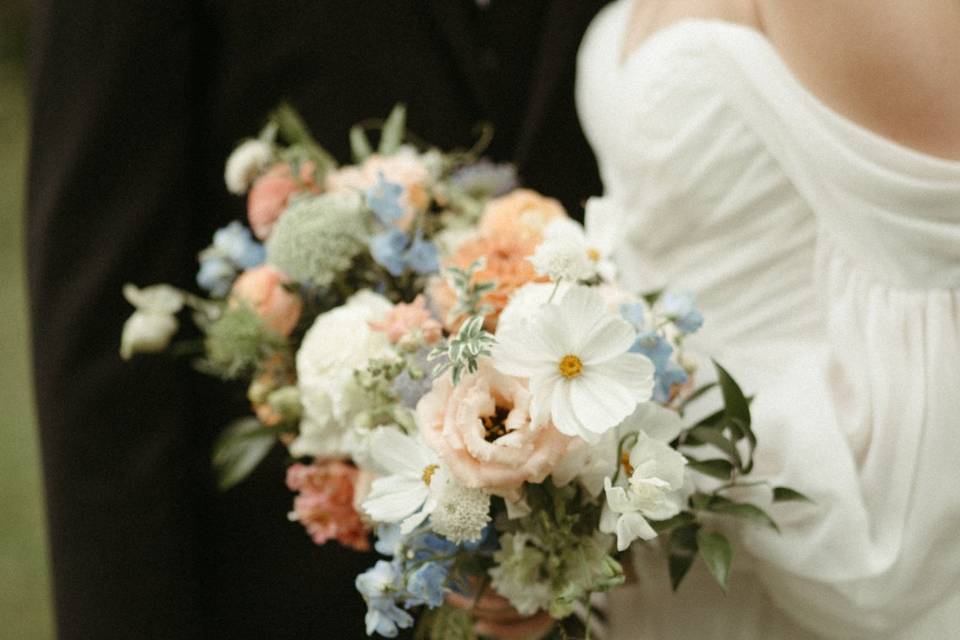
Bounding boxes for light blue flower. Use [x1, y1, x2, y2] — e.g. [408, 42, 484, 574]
[356, 561, 414, 638]
[620, 302, 650, 332]
[655, 360, 688, 404]
[196, 256, 236, 298]
[213, 221, 265, 269]
[374, 523, 404, 557]
[404, 562, 448, 609]
[631, 331, 688, 403]
[370, 229, 409, 277]
[659, 291, 704, 335]
[366, 173, 405, 227]
[405, 231, 439, 274]
[450, 159, 518, 198]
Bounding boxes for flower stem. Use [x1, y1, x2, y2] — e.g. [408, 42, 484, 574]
[546, 279, 563, 304]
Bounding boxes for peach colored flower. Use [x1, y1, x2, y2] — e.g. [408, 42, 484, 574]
[479, 189, 567, 242]
[368, 294, 442, 346]
[286, 459, 371, 551]
[431, 233, 547, 332]
[230, 265, 302, 337]
[248, 353, 295, 427]
[247, 161, 319, 240]
[324, 148, 430, 230]
[417, 359, 571, 501]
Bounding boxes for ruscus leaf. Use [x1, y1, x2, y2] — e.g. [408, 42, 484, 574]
[697, 530, 733, 589]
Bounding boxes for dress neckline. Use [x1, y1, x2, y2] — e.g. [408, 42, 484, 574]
[609, 1, 960, 176]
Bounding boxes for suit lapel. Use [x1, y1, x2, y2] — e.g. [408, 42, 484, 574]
[423, 0, 495, 116]
[514, 0, 609, 165]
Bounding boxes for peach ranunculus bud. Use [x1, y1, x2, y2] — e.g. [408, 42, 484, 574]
[230, 265, 303, 336]
[478, 189, 568, 242]
[417, 358, 572, 502]
[247, 161, 319, 240]
[368, 294, 442, 347]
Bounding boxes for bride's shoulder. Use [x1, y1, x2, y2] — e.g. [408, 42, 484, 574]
[620, 0, 761, 59]
[758, 0, 960, 161]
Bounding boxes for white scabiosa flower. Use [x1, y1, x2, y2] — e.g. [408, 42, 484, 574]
[492, 285, 655, 442]
[224, 139, 273, 195]
[600, 431, 687, 551]
[429, 475, 491, 544]
[534, 197, 621, 283]
[362, 429, 442, 533]
[529, 234, 596, 282]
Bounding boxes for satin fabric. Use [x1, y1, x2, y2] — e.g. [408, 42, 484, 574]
[576, 2, 960, 638]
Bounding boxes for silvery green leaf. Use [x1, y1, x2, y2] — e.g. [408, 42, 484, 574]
[211, 417, 276, 491]
[350, 125, 373, 163]
[379, 103, 406, 155]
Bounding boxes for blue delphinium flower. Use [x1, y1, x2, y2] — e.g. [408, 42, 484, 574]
[405, 562, 448, 609]
[370, 229, 409, 277]
[659, 291, 704, 335]
[356, 561, 414, 638]
[374, 523, 404, 557]
[631, 331, 688, 403]
[620, 302, 650, 332]
[366, 173, 405, 227]
[212, 220, 266, 269]
[405, 231, 439, 274]
[196, 256, 236, 298]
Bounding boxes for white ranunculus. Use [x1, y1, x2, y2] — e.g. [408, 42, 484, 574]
[224, 139, 273, 195]
[600, 431, 688, 551]
[120, 311, 179, 360]
[492, 285, 655, 442]
[123, 283, 185, 314]
[290, 290, 393, 460]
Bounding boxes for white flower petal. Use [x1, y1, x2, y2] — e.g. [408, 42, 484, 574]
[492, 323, 556, 377]
[594, 352, 655, 402]
[603, 479, 637, 514]
[369, 429, 434, 476]
[619, 403, 685, 443]
[569, 372, 638, 434]
[615, 512, 657, 551]
[578, 315, 637, 365]
[629, 433, 688, 490]
[556, 286, 607, 341]
[400, 505, 432, 534]
[364, 477, 428, 522]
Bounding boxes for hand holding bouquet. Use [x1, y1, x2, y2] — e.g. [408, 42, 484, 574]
[122, 106, 806, 638]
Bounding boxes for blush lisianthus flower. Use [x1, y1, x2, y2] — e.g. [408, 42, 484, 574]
[229, 265, 302, 337]
[492, 285, 655, 442]
[368, 294, 442, 347]
[478, 189, 567, 242]
[416, 358, 571, 502]
[286, 459, 371, 551]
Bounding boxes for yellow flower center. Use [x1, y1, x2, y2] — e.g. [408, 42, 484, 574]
[558, 354, 584, 379]
[586, 247, 601, 262]
[422, 464, 438, 486]
[621, 452, 635, 477]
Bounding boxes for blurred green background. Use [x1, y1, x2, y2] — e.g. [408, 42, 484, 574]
[1, 3, 55, 639]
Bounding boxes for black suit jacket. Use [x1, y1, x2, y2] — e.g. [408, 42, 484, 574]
[27, 2, 608, 638]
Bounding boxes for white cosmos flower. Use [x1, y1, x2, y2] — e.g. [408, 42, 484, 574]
[537, 197, 620, 282]
[529, 234, 596, 282]
[363, 429, 443, 533]
[600, 431, 687, 551]
[224, 139, 273, 195]
[492, 285, 655, 442]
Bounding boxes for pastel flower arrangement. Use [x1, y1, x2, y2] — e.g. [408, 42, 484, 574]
[121, 105, 806, 638]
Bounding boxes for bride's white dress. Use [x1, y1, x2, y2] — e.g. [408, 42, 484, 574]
[576, 2, 960, 638]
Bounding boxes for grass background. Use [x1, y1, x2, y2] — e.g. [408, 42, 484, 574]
[1, 4, 56, 638]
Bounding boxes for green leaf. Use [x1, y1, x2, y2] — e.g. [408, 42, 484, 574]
[707, 499, 780, 533]
[773, 487, 814, 503]
[667, 524, 700, 591]
[686, 458, 735, 480]
[685, 424, 742, 469]
[211, 417, 277, 491]
[650, 511, 696, 535]
[349, 125, 373, 163]
[727, 417, 757, 473]
[713, 360, 751, 427]
[414, 604, 477, 640]
[269, 103, 337, 172]
[379, 103, 407, 155]
[677, 381, 718, 415]
[697, 530, 733, 589]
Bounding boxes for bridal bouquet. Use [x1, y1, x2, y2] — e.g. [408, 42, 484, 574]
[121, 106, 805, 638]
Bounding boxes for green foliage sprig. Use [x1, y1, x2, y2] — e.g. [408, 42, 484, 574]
[428, 316, 495, 386]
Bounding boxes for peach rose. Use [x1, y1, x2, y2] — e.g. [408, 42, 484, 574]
[368, 294, 442, 346]
[417, 358, 571, 501]
[247, 161, 319, 240]
[430, 233, 547, 332]
[230, 265, 303, 336]
[479, 189, 567, 242]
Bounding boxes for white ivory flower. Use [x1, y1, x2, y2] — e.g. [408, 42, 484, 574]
[537, 197, 620, 282]
[224, 138, 273, 195]
[291, 290, 393, 460]
[362, 429, 442, 533]
[492, 285, 655, 442]
[119, 284, 185, 360]
[497, 282, 571, 333]
[600, 431, 687, 551]
[429, 476, 491, 544]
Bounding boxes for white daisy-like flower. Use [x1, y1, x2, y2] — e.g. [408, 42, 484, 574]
[529, 234, 596, 282]
[429, 477, 491, 544]
[224, 138, 273, 195]
[362, 429, 443, 533]
[600, 431, 687, 551]
[536, 197, 621, 282]
[492, 285, 655, 442]
[119, 284, 186, 360]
